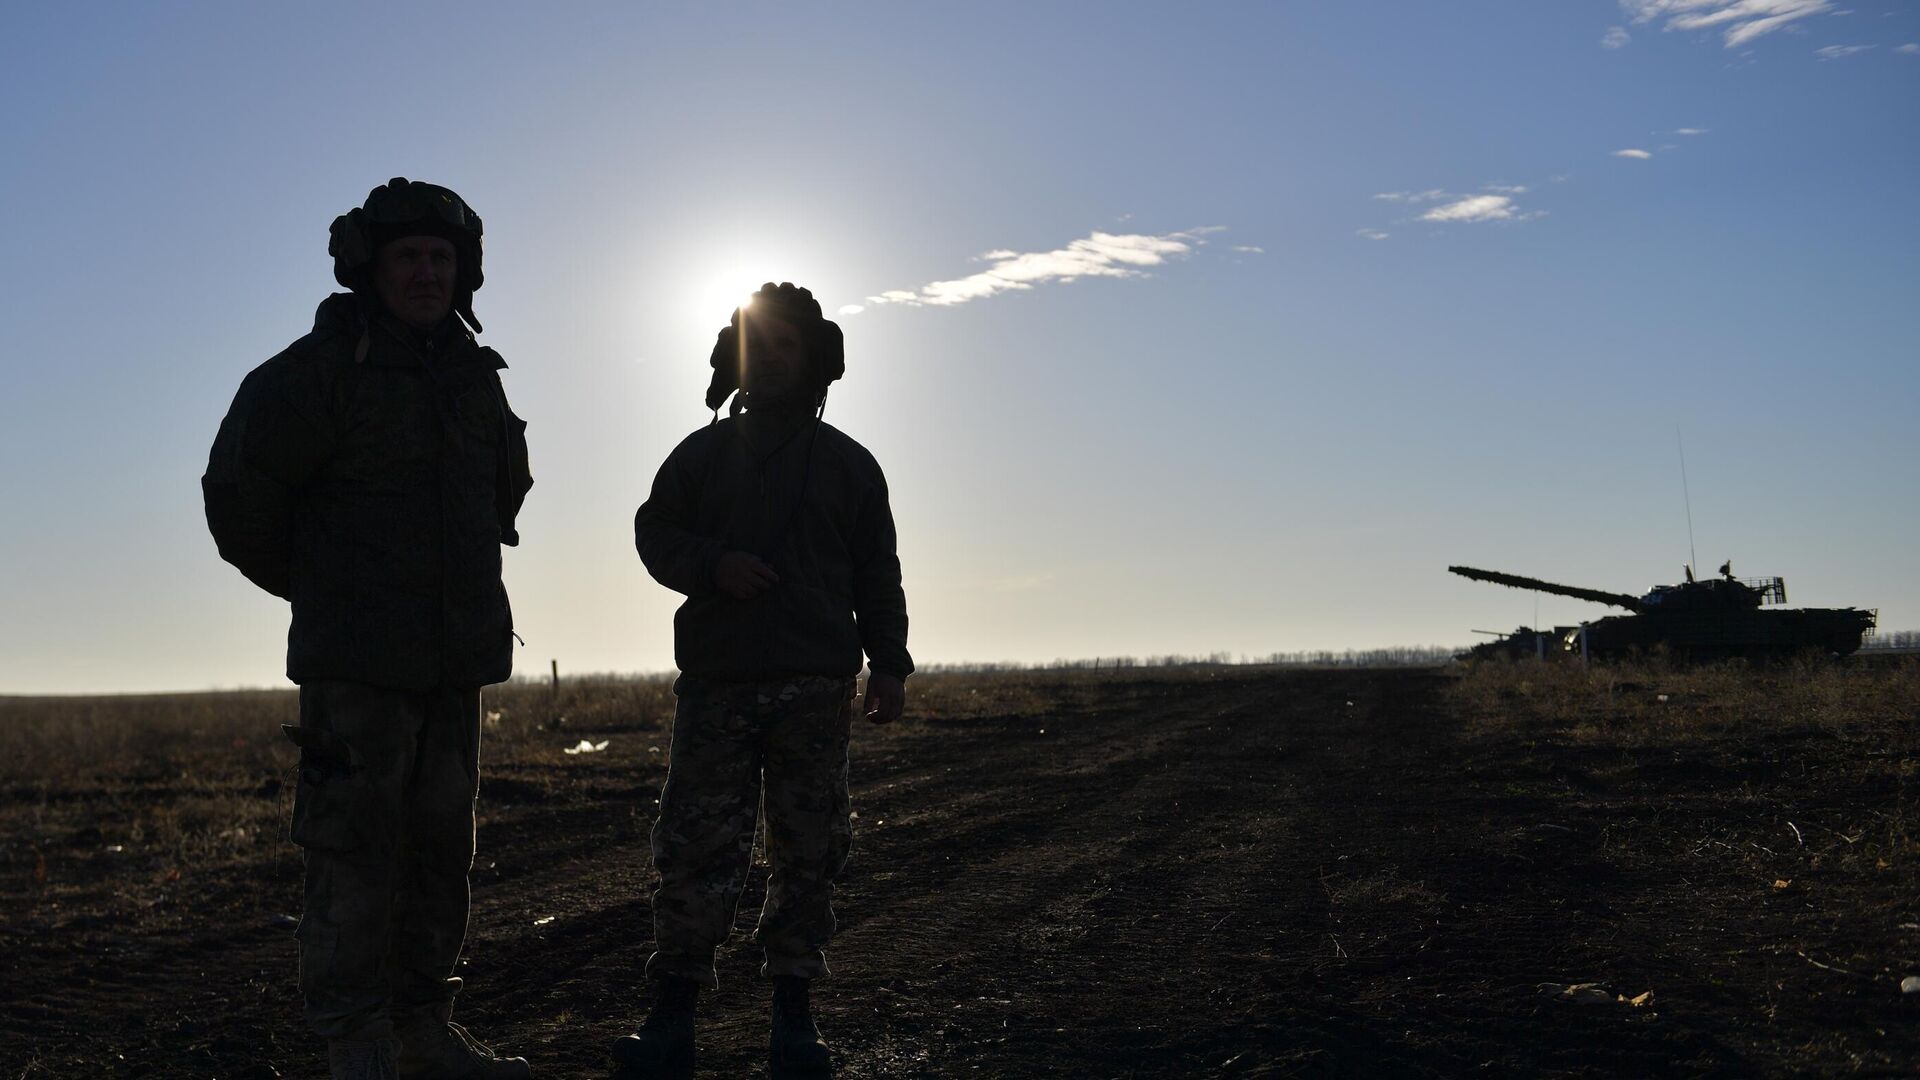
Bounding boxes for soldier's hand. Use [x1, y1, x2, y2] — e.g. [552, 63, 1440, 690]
[863, 672, 905, 726]
[715, 551, 780, 599]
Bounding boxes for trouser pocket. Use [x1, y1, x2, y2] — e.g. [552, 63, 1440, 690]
[284, 723, 373, 855]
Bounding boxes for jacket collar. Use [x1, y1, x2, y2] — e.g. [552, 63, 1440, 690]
[314, 293, 482, 369]
[736, 407, 816, 460]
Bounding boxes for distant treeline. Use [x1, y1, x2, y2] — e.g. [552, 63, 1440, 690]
[1862, 628, 1920, 650]
[509, 648, 1466, 685]
[508, 632, 1917, 686]
[922, 646, 1463, 674]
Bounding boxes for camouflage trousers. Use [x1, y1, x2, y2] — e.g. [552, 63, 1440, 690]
[647, 675, 856, 989]
[285, 681, 482, 1041]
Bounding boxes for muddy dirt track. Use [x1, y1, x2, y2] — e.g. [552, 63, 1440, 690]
[4, 668, 1917, 1077]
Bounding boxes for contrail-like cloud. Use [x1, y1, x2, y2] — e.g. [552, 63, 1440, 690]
[840, 227, 1220, 315]
[1620, 0, 1834, 49]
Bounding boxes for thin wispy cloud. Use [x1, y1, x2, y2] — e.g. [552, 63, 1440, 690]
[1371, 132, 1694, 237]
[1814, 43, 1873, 58]
[1372, 183, 1545, 228]
[1897, 43, 1920, 55]
[1231, 245, 1265, 254]
[1602, 26, 1633, 48]
[846, 227, 1214, 312]
[1621, 0, 1835, 48]
[1421, 195, 1537, 224]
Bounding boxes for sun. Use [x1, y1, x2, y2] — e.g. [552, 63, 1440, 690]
[676, 235, 847, 341]
[689, 271, 764, 332]
[682, 251, 801, 339]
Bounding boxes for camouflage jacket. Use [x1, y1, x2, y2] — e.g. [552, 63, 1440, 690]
[203, 293, 532, 690]
[634, 411, 912, 682]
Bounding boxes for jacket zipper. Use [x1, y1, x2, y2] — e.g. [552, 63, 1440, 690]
[759, 459, 774, 674]
[428, 333, 450, 684]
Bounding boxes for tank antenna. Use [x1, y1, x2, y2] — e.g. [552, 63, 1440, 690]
[1676, 425, 1698, 577]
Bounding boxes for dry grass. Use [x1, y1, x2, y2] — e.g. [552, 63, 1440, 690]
[1320, 866, 1446, 909]
[0, 692, 300, 881]
[907, 665, 1248, 722]
[0, 691, 297, 782]
[8, 658, 1909, 898]
[1445, 656, 1920, 875]
[0, 668, 1188, 884]
[1445, 654, 1920, 744]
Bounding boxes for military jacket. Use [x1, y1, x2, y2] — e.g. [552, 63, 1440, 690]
[634, 411, 912, 682]
[203, 293, 532, 690]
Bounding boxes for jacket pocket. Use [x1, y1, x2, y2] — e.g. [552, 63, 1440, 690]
[450, 382, 505, 445]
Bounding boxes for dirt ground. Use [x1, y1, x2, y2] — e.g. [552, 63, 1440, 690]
[3, 664, 1917, 1078]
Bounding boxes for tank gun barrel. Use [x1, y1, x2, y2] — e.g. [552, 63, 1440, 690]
[1448, 565, 1647, 613]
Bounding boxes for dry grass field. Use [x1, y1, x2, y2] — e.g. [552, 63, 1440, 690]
[2, 659, 1916, 1077]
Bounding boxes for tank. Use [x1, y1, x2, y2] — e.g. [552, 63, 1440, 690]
[1449, 562, 1877, 661]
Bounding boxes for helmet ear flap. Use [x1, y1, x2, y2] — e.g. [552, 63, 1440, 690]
[328, 207, 373, 290]
[813, 319, 845, 387]
[705, 323, 742, 413]
[455, 293, 483, 335]
[463, 208, 484, 293]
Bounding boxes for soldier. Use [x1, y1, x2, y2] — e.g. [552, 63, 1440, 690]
[202, 178, 533, 1079]
[618, 283, 912, 1079]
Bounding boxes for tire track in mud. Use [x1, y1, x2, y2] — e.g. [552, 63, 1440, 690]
[792, 668, 1742, 1079]
[473, 671, 1366, 1079]
[809, 670, 1415, 1079]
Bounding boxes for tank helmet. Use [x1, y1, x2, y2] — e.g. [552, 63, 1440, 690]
[328, 177, 486, 332]
[705, 282, 845, 416]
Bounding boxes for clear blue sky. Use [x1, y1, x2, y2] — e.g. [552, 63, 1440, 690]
[2, 2, 1914, 693]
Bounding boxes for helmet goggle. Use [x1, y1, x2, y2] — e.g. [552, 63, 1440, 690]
[364, 180, 482, 238]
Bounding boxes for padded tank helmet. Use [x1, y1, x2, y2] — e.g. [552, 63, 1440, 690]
[328, 177, 486, 332]
[705, 282, 846, 415]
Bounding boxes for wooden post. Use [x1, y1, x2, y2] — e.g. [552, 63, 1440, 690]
[550, 659, 559, 693]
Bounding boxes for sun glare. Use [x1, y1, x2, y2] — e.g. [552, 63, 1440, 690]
[690, 274, 760, 329]
[685, 255, 805, 334]
[678, 234, 846, 342]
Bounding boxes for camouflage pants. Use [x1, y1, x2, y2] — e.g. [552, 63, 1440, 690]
[647, 675, 856, 989]
[286, 682, 482, 1041]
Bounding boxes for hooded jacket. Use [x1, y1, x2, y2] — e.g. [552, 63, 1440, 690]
[203, 293, 532, 690]
[634, 410, 912, 682]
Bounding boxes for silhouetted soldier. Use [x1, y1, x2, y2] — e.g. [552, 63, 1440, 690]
[203, 178, 533, 1079]
[618, 283, 912, 1079]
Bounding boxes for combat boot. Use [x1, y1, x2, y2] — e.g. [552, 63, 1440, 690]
[329, 1037, 401, 1080]
[394, 1003, 530, 1079]
[768, 976, 831, 1078]
[611, 976, 699, 1078]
